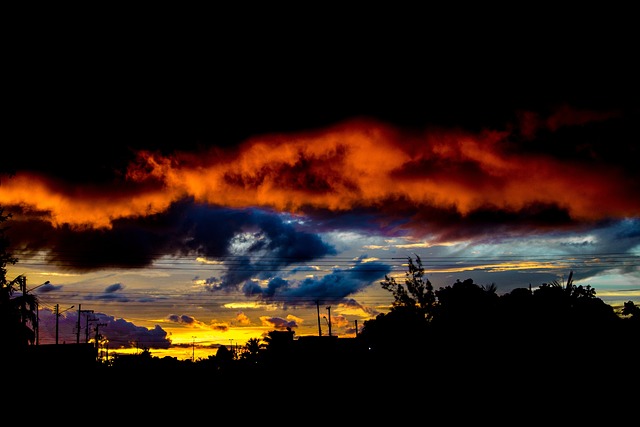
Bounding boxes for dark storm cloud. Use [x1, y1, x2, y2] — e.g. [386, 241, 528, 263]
[242, 257, 392, 308]
[7, 200, 335, 274]
[408, 202, 578, 243]
[6, 212, 171, 271]
[293, 207, 411, 236]
[243, 276, 288, 298]
[189, 207, 337, 291]
[513, 106, 640, 170]
[566, 219, 640, 275]
[176, 204, 336, 265]
[304, 199, 581, 244]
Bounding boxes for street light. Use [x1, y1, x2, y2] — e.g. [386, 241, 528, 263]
[25, 281, 51, 345]
[55, 304, 74, 345]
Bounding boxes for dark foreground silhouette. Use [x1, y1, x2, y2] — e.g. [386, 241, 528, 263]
[3, 248, 639, 407]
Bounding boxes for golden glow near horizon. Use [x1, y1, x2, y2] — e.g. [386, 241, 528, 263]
[14, 249, 638, 362]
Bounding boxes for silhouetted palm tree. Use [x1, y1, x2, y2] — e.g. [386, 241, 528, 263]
[243, 337, 261, 360]
[1, 208, 38, 352]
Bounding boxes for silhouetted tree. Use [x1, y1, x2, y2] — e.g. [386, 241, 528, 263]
[618, 301, 640, 364]
[530, 271, 619, 334]
[621, 300, 640, 320]
[433, 278, 499, 327]
[432, 278, 501, 354]
[240, 337, 262, 365]
[0, 207, 38, 354]
[363, 262, 639, 379]
[215, 344, 234, 368]
[359, 256, 435, 363]
[380, 255, 436, 319]
[260, 328, 295, 364]
[492, 271, 628, 369]
[495, 286, 536, 343]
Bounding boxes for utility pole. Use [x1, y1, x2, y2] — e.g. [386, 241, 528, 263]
[55, 304, 59, 345]
[316, 300, 322, 336]
[76, 304, 81, 344]
[94, 323, 107, 348]
[17, 276, 37, 344]
[326, 306, 332, 337]
[76, 305, 94, 344]
[19, 276, 27, 330]
[55, 303, 74, 344]
[26, 280, 51, 345]
[85, 312, 96, 343]
[192, 336, 196, 362]
[35, 299, 39, 345]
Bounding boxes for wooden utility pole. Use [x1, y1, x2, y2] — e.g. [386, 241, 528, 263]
[55, 304, 60, 345]
[19, 276, 27, 330]
[26, 280, 51, 345]
[316, 300, 322, 336]
[94, 322, 107, 348]
[76, 304, 82, 344]
[76, 305, 94, 343]
[85, 311, 96, 343]
[55, 303, 74, 344]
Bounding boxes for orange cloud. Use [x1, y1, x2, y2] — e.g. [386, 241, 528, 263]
[0, 173, 173, 229]
[2, 115, 638, 231]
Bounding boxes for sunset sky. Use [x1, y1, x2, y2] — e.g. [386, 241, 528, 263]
[3, 20, 639, 360]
